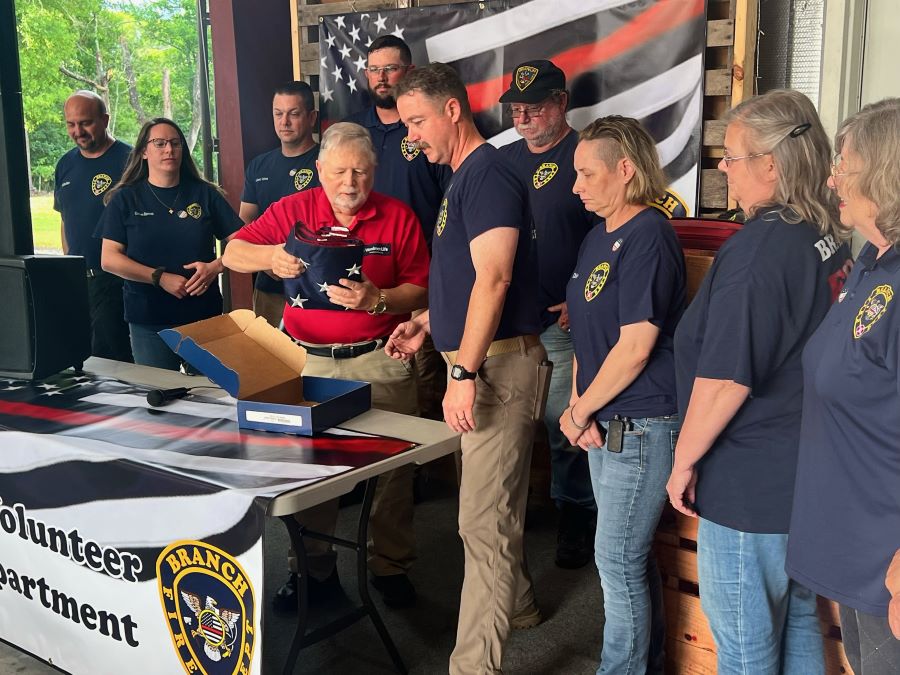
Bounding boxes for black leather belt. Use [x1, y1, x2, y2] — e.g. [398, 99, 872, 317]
[300, 336, 389, 359]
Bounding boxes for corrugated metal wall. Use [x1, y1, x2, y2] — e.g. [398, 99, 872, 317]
[757, 0, 825, 105]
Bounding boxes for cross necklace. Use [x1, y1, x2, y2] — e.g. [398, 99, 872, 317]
[147, 182, 181, 214]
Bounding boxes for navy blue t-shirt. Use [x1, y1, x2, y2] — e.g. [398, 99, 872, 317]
[566, 208, 685, 421]
[241, 144, 320, 294]
[429, 143, 541, 353]
[674, 209, 850, 533]
[98, 177, 243, 326]
[53, 140, 132, 270]
[787, 243, 900, 615]
[344, 106, 450, 244]
[500, 130, 596, 328]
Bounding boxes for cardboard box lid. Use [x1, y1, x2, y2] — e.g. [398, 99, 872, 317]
[159, 310, 307, 400]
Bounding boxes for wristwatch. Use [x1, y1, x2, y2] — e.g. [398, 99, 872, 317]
[150, 266, 165, 287]
[450, 364, 477, 381]
[367, 291, 387, 315]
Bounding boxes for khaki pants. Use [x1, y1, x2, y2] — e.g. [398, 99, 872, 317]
[416, 333, 447, 421]
[252, 287, 285, 329]
[288, 348, 419, 579]
[447, 339, 546, 675]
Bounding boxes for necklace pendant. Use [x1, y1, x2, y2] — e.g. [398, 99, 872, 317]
[168, 208, 174, 214]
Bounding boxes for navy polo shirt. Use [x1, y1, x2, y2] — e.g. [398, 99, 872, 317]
[241, 144, 320, 294]
[787, 243, 900, 615]
[98, 177, 243, 326]
[566, 208, 684, 421]
[344, 106, 451, 244]
[674, 209, 850, 533]
[429, 143, 541, 353]
[500, 130, 596, 327]
[53, 140, 131, 270]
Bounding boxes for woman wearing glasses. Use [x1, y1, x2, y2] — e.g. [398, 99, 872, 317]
[666, 89, 851, 672]
[787, 99, 900, 674]
[99, 118, 242, 370]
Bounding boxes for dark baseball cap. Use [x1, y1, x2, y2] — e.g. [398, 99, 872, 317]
[499, 60, 566, 104]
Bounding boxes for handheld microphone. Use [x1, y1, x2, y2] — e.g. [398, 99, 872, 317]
[146, 387, 192, 407]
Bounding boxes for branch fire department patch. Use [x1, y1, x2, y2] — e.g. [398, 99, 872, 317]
[91, 173, 112, 196]
[401, 136, 420, 161]
[186, 203, 203, 220]
[435, 198, 448, 237]
[532, 162, 558, 189]
[584, 262, 610, 302]
[292, 168, 314, 191]
[157, 541, 256, 675]
[854, 284, 893, 339]
[515, 65, 539, 92]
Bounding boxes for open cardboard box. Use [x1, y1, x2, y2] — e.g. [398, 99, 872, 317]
[159, 309, 371, 436]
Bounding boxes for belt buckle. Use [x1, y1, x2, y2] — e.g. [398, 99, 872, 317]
[331, 344, 342, 359]
[86, 269, 96, 279]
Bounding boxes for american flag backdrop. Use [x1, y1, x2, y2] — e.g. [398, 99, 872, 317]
[319, 0, 707, 215]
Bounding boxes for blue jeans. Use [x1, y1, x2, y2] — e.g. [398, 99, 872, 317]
[129, 323, 182, 371]
[698, 518, 824, 675]
[541, 322, 595, 509]
[589, 414, 679, 674]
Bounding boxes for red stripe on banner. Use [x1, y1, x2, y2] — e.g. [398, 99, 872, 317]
[0, 400, 413, 454]
[466, 0, 705, 114]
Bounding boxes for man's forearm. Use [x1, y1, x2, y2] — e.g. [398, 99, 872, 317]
[887, 549, 900, 596]
[454, 278, 509, 371]
[222, 239, 282, 273]
[383, 284, 428, 314]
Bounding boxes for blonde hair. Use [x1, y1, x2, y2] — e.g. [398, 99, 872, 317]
[834, 98, 900, 246]
[726, 89, 843, 239]
[578, 116, 666, 205]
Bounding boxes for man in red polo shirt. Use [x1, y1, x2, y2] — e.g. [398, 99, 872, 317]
[223, 121, 429, 610]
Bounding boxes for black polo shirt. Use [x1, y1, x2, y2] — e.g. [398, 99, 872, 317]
[787, 242, 900, 614]
[241, 144, 320, 294]
[674, 209, 850, 533]
[566, 207, 684, 421]
[53, 140, 132, 270]
[500, 130, 596, 328]
[429, 143, 541, 353]
[98, 177, 242, 326]
[344, 106, 451, 244]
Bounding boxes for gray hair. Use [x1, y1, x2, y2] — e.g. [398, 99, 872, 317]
[835, 98, 900, 246]
[319, 122, 377, 165]
[726, 89, 843, 240]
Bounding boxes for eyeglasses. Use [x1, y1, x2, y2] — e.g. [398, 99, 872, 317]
[721, 152, 768, 167]
[830, 152, 858, 180]
[148, 138, 182, 150]
[366, 64, 407, 76]
[507, 104, 545, 119]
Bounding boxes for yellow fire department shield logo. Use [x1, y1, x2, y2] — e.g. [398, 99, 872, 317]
[533, 162, 558, 189]
[435, 198, 448, 237]
[401, 136, 420, 161]
[91, 173, 112, 196]
[293, 168, 314, 191]
[186, 203, 202, 220]
[515, 66, 539, 92]
[854, 284, 893, 339]
[584, 262, 610, 302]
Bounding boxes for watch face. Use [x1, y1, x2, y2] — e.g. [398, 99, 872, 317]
[451, 364, 474, 381]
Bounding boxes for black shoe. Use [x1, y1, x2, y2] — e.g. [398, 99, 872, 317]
[370, 573, 417, 608]
[555, 503, 596, 570]
[272, 569, 343, 613]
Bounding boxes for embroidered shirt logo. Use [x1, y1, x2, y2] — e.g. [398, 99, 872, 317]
[648, 189, 688, 219]
[515, 65, 539, 92]
[854, 284, 893, 338]
[293, 168, 314, 191]
[435, 198, 448, 237]
[186, 203, 202, 220]
[584, 262, 610, 302]
[157, 540, 256, 675]
[401, 136, 420, 161]
[91, 173, 112, 196]
[532, 162, 558, 189]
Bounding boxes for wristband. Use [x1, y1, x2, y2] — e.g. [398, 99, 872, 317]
[569, 406, 590, 430]
[151, 267, 165, 287]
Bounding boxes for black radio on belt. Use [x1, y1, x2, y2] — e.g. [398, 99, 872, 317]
[606, 415, 634, 453]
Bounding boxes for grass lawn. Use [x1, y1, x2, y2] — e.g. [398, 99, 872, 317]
[31, 193, 62, 253]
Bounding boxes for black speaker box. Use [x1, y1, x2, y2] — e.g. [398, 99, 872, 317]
[0, 255, 91, 380]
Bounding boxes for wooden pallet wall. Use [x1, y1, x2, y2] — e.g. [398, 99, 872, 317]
[292, 0, 754, 216]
